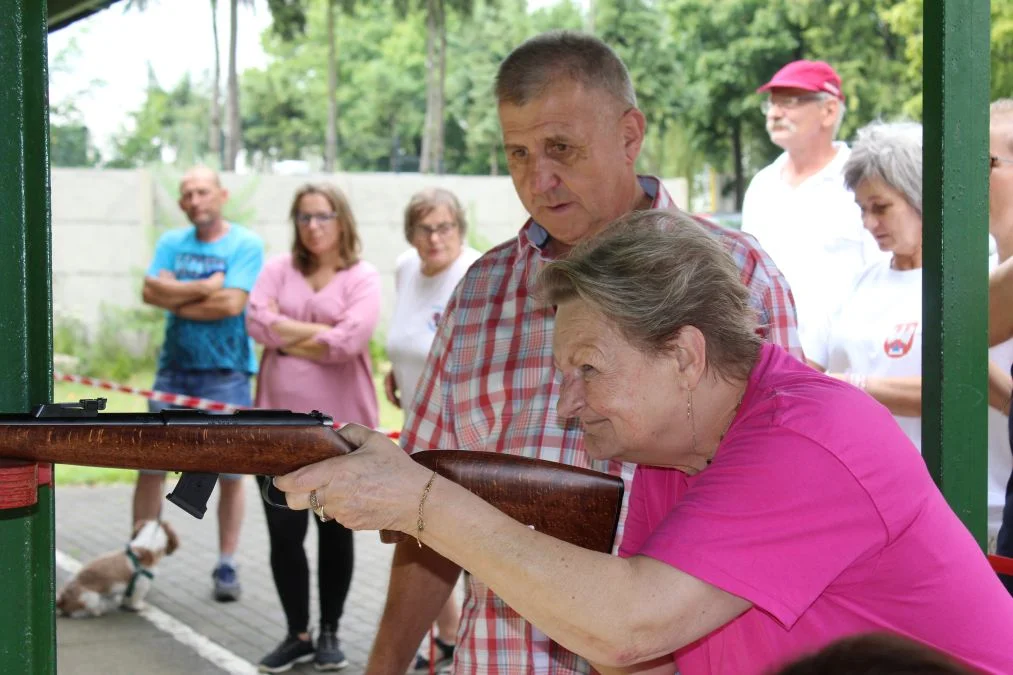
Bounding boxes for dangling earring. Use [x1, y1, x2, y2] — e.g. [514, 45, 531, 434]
[687, 387, 698, 457]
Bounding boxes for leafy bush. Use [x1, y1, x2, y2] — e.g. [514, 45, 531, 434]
[53, 305, 164, 382]
[370, 333, 388, 375]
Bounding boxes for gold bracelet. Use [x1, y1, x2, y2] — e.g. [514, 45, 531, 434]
[415, 470, 438, 548]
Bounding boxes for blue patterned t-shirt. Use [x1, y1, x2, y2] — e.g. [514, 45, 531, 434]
[148, 223, 264, 373]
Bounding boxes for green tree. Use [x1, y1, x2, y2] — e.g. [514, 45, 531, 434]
[49, 36, 103, 167]
[883, 0, 1013, 117]
[245, 2, 427, 171]
[209, 0, 223, 165]
[393, 0, 500, 174]
[267, 0, 360, 172]
[106, 69, 213, 168]
[664, 0, 915, 209]
[444, 0, 539, 175]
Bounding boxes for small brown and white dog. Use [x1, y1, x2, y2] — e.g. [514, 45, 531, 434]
[57, 520, 179, 617]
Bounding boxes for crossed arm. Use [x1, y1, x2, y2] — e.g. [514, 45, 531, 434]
[264, 310, 333, 360]
[142, 271, 248, 321]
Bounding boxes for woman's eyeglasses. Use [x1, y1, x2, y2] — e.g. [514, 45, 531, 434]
[991, 155, 1013, 172]
[296, 212, 338, 226]
[413, 222, 457, 239]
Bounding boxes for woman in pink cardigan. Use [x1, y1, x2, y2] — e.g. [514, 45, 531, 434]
[246, 183, 381, 673]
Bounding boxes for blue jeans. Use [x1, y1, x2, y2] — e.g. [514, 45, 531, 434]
[143, 368, 252, 480]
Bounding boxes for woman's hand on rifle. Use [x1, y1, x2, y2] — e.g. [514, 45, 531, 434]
[274, 424, 430, 534]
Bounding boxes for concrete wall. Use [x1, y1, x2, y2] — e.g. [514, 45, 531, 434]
[52, 168, 688, 336]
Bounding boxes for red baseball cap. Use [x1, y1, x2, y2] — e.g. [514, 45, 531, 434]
[757, 60, 844, 101]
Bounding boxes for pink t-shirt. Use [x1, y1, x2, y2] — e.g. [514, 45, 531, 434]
[619, 344, 1013, 675]
[246, 254, 380, 427]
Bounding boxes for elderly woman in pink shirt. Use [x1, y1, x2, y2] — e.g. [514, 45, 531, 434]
[275, 211, 1013, 675]
[246, 183, 380, 673]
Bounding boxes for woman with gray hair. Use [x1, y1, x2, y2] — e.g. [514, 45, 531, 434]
[383, 187, 480, 672]
[808, 121, 927, 448]
[272, 211, 1013, 675]
[813, 121, 1012, 543]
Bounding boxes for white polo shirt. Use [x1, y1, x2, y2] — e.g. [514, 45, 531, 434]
[742, 142, 886, 359]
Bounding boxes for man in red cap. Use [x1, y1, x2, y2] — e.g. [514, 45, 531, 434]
[741, 60, 885, 360]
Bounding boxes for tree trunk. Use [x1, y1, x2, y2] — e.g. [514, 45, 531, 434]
[419, 0, 437, 173]
[434, 0, 446, 174]
[390, 114, 400, 172]
[586, 0, 596, 33]
[209, 0, 222, 165]
[489, 144, 498, 176]
[324, 0, 338, 172]
[224, 0, 240, 171]
[731, 119, 745, 210]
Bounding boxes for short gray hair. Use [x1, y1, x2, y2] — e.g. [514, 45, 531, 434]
[991, 98, 1013, 120]
[822, 93, 847, 138]
[843, 121, 923, 214]
[403, 187, 468, 243]
[991, 99, 1013, 154]
[538, 210, 762, 382]
[495, 31, 636, 111]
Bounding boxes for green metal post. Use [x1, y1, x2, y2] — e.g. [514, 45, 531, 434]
[0, 0, 56, 673]
[922, 0, 990, 548]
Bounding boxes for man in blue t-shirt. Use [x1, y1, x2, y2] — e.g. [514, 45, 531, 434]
[135, 165, 264, 602]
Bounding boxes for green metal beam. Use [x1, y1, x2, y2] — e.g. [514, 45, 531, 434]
[48, 0, 122, 33]
[0, 0, 56, 673]
[921, 0, 990, 548]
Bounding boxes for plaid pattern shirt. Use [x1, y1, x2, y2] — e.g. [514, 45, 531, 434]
[401, 177, 802, 675]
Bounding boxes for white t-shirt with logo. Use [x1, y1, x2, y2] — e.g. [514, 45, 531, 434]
[386, 247, 481, 410]
[809, 260, 923, 449]
[811, 254, 1012, 540]
[988, 249, 1013, 541]
[742, 142, 887, 360]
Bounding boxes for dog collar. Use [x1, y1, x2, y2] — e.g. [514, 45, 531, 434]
[124, 546, 155, 599]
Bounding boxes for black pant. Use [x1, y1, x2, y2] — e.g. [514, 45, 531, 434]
[258, 476, 354, 635]
[997, 409, 1013, 595]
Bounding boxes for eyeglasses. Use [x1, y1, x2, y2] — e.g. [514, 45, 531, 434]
[760, 94, 826, 114]
[991, 155, 1013, 172]
[413, 222, 457, 239]
[296, 212, 337, 226]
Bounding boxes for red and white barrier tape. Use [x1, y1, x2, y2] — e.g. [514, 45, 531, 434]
[53, 371, 400, 440]
[55, 372, 244, 412]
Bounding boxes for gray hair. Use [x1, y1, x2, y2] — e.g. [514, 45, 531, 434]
[820, 93, 847, 138]
[991, 99, 1013, 154]
[495, 31, 637, 111]
[843, 121, 923, 214]
[403, 187, 468, 243]
[538, 210, 762, 382]
[991, 98, 1013, 120]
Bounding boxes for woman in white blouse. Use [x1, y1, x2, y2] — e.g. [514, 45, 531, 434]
[384, 187, 481, 673]
[810, 121, 1010, 466]
[808, 122, 926, 447]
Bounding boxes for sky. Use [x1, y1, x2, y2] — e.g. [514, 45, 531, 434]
[48, 0, 273, 157]
[47, 0, 577, 160]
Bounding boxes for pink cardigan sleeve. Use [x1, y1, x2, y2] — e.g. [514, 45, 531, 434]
[312, 263, 382, 364]
[245, 256, 289, 349]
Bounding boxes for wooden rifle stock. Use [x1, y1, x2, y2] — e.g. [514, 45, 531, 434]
[380, 451, 623, 554]
[1, 399, 623, 553]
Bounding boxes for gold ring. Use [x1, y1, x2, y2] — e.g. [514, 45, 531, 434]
[309, 489, 330, 522]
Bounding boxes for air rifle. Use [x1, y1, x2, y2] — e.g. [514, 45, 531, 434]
[0, 399, 623, 553]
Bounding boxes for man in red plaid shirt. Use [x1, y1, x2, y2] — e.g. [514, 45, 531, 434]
[367, 31, 801, 675]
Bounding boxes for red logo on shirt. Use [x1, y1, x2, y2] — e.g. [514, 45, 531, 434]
[883, 322, 918, 358]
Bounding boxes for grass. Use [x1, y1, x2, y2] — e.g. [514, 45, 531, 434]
[52, 369, 405, 486]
